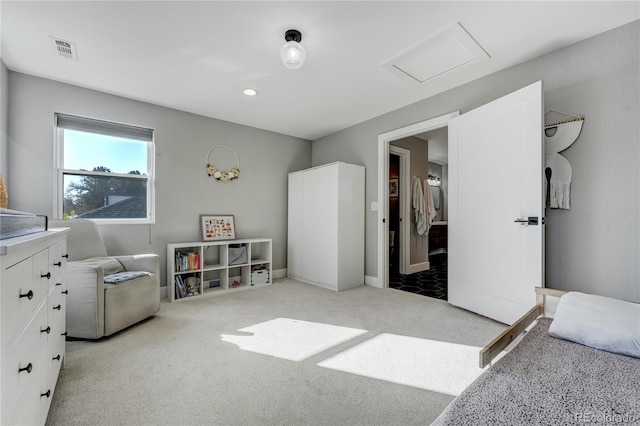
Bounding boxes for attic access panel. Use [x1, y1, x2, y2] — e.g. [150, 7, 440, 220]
[382, 22, 490, 85]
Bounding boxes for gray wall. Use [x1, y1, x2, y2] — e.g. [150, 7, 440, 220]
[441, 165, 448, 222]
[391, 137, 429, 265]
[0, 59, 8, 179]
[427, 162, 443, 222]
[7, 73, 311, 286]
[312, 21, 639, 301]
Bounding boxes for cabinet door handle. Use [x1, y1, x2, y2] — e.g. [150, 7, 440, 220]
[62, 290, 69, 295]
[61, 331, 68, 336]
[18, 363, 33, 374]
[53, 354, 61, 361]
[40, 390, 51, 398]
[54, 261, 62, 267]
[41, 326, 51, 334]
[19, 290, 34, 300]
[41, 272, 51, 279]
[55, 282, 62, 286]
[53, 305, 61, 311]
[62, 254, 69, 259]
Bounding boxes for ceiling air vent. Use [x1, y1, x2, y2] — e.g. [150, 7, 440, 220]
[50, 37, 78, 61]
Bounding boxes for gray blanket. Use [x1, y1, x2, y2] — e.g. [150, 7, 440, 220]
[432, 318, 640, 425]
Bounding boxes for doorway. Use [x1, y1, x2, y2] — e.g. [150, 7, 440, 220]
[387, 129, 450, 300]
[376, 111, 459, 291]
[389, 153, 401, 275]
[388, 145, 410, 277]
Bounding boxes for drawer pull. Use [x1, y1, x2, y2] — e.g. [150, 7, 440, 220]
[19, 290, 34, 300]
[53, 354, 61, 361]
[62, 254, 69, 259]
[62, 290, 69, 295]
[41, 272, 51, 279]
[18, 363, 33, 374]
[53, 305, 62, 311]
[41, 326, 51, 334]
[54, 261, 62, 267]
[40, 390, 51, 398]
[61, 331, 68, 336]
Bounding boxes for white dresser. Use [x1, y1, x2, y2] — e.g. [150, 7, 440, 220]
[1, 228, 69, 425]
[288, 162, 365, 291]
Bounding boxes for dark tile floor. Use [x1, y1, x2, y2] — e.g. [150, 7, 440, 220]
[389, 253, 448, 300]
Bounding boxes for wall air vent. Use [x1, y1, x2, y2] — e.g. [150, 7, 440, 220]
[50, 37, 78, 61]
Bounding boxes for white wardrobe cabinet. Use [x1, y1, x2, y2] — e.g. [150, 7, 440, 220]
[287, 162, 364, 291]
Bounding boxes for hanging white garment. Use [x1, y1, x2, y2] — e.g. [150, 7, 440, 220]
[423, 179, 437, 231]
[412, 176, 427, 236]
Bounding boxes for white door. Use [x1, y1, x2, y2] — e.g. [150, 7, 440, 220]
[300, 165, 339, 284]
[448, 81, 544, 325]
[302, 168, 321, 282]
[316, 166, 338, 286]
[287, 172, 304, 278]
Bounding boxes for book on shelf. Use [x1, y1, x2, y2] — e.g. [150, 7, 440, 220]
[175, 275, 187, 298]
[179, 275, 187, 297]
[175, 280, 182, 299]
[175, 251, 201, 272]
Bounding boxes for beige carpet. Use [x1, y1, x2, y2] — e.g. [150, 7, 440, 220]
[46, 279, 505, 426]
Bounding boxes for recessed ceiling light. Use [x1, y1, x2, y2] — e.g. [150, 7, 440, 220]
[243, 88, 258, 96]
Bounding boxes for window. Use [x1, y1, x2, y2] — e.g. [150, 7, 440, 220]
[55, 114, 155, 224]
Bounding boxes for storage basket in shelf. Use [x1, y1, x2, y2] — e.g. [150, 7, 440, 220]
[228, 244, 248, 265]
[251, 269, 270, 285]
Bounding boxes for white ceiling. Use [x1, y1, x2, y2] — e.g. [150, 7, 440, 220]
[1, 2, 638, 141]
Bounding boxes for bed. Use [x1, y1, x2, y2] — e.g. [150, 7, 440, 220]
[432, 288, 640, 425]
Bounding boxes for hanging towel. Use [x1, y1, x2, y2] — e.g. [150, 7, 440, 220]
[412, 176, 427, 236]
[423, 179, 437, 231]
[545, 153, 572, 209]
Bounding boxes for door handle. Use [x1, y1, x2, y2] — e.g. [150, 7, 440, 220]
[514, 217, 538, 226]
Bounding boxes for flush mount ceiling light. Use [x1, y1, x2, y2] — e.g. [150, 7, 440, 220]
[280, 29, 306, 70]
[243, 88, 258, 96]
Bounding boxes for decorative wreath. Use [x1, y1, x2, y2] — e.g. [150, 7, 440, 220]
[205, 145, 240, 182]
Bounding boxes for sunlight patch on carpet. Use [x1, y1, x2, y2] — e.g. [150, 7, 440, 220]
[317, 333, 488, 396]
[221, 318, 367, 361]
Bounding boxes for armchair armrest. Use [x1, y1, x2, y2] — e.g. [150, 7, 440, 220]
[65, 261, 106, 339]
[114, 254, 160, 275]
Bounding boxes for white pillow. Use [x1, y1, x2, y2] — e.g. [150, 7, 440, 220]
[548, 292, 640, 358]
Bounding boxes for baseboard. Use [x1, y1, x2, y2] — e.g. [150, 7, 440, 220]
[273, 268, 287, 279]
[407, 261, 430, 274]
[365, 275, 381, 288]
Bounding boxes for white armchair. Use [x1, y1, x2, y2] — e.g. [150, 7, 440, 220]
[50, 219, 160, 339]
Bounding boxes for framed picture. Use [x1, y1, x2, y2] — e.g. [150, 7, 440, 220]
[389, 178, 399, 198]
[200, 215, 235, 241]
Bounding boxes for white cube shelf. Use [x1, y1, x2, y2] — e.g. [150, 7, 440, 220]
[167, 238, 272, 302]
